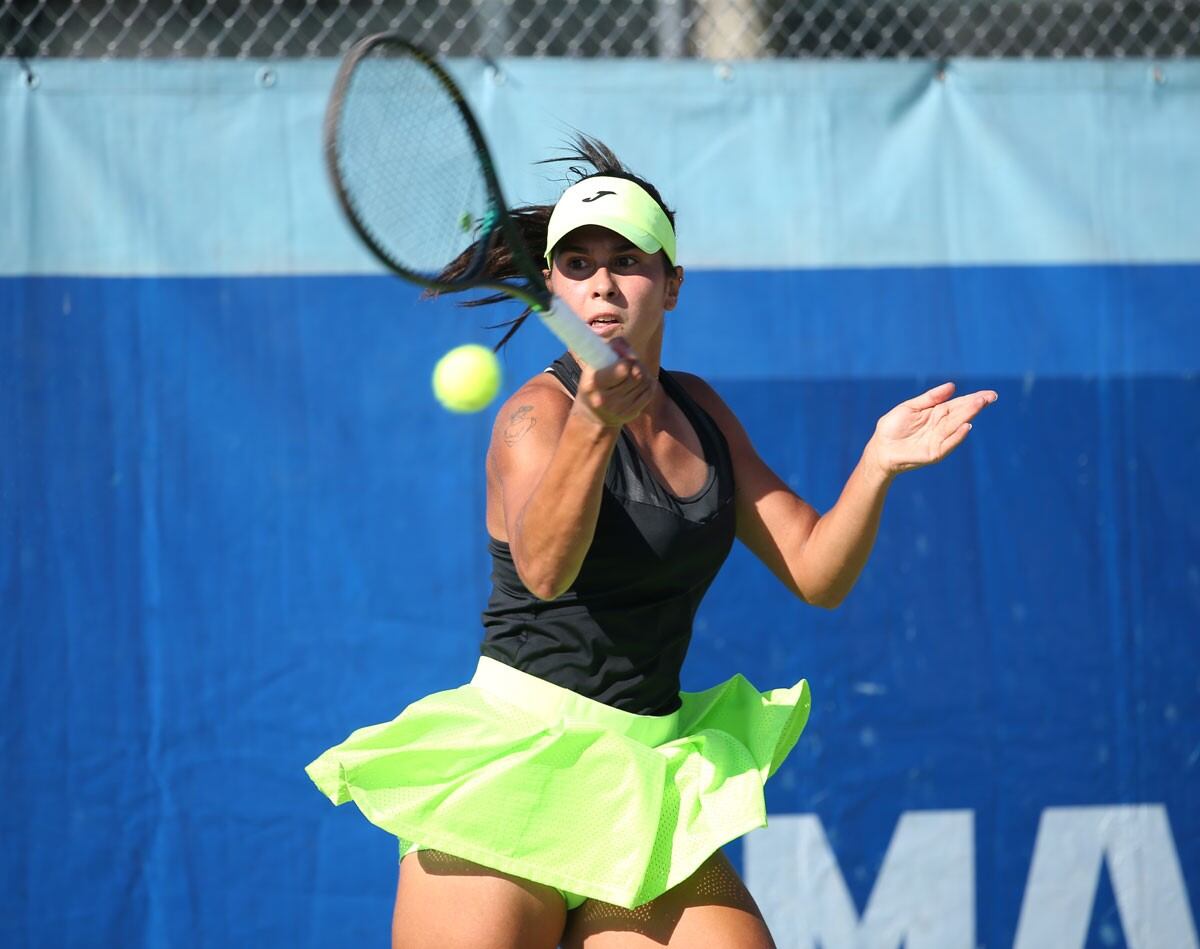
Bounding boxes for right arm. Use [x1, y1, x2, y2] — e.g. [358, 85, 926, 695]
[486, 349, 654, 600]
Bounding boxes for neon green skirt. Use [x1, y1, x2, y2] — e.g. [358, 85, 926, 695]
[305, 657, 810, 909]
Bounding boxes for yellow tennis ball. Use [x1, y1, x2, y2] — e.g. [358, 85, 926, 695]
[432, 344, 502, 413]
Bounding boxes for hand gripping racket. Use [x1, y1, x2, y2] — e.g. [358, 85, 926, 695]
[324, 33, 617, 370]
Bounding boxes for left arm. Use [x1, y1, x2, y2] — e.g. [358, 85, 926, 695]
[679, 376, 997, 608]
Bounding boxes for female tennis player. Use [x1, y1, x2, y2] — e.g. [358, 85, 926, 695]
[307, 136, 997, 948]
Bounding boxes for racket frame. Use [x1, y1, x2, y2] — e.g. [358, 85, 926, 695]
[324, 32, 616, 368]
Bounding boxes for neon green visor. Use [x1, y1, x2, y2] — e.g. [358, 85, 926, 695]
[544, 176, 677, 267]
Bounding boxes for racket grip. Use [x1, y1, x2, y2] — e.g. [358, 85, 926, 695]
[537, 297, 619, 369]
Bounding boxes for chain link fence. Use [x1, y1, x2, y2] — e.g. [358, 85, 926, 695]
[2, 0, 1197, 59]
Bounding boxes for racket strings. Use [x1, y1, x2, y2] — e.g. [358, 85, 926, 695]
[333, 45, 492, 282]
[439, 205, 549, 290]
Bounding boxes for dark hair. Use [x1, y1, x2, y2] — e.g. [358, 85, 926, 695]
[435, 133, 675, 351]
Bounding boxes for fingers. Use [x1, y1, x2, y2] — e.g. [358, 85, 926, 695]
[609, 337, 635, 361]
[593, 349, 643, 388]
[928, 389, 997, 461]
[907, 381, 956, 410]
[909, 386, 997, 429]
[577, 351, 655, 427]
[941, 389, 999, 427]
[936, 421, 974, 460]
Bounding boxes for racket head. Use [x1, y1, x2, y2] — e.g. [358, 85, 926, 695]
[324, 33, 548, 308]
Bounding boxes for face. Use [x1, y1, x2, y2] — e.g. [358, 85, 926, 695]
[546, 225, 682, 354]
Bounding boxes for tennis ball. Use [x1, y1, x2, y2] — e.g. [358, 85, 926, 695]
[432, 344, 502, 413]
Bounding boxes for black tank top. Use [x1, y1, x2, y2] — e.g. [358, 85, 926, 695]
[480, 353, 737, 715]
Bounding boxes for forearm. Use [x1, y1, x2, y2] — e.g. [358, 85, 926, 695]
[511, 409, 621, 600]
[793, 439, 893, 608]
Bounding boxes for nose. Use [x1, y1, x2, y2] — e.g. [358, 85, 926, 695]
[589, 265, 617, 298]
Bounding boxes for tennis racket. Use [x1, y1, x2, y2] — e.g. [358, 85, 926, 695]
[324, 33, 617, 370]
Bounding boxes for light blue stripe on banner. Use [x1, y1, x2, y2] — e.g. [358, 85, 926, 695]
[2, 58, 1199, 276]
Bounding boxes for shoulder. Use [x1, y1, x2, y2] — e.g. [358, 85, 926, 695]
[669, 371, 722, 411]
[670, 370, 760, 459]
[487, 371, 573, 460]
[670, 371, 743, 434]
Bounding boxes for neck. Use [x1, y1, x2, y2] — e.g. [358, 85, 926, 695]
[637, 328, 664, 380]
[628, 328, 671, 436]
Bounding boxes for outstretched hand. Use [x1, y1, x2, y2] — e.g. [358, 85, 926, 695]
[868, 382, 998, 478]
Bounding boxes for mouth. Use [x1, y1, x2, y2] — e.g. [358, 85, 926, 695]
[587, 315, 623, 331]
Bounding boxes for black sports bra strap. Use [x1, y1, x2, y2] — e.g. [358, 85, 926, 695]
[546, 353, 582, 397]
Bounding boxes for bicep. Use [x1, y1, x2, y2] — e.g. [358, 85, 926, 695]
[486, 384, 570, 540]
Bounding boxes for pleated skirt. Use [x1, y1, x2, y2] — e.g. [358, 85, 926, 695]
[306, 656, 810, 909]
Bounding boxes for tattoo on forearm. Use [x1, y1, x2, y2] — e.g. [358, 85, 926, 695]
[504, 405, 536, 447]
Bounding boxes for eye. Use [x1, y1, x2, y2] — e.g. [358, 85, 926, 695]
[615, 254, 640, 269]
